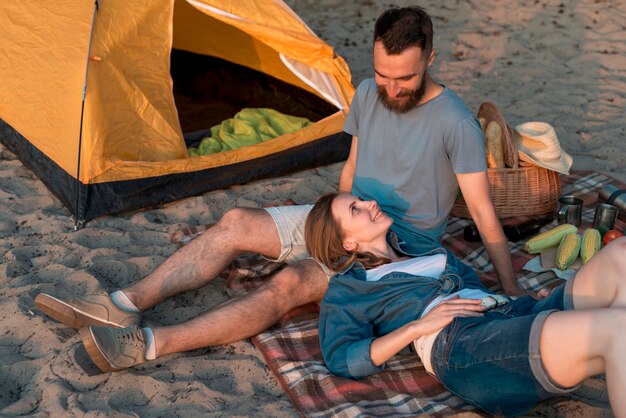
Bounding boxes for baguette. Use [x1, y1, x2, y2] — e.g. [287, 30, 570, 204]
[485, 121, 505, 168]
[478, 117, 487, 133]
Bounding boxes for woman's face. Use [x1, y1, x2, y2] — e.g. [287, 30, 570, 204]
[331, 193, 393, 252]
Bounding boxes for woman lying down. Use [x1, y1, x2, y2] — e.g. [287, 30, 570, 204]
[304, 192, 626, 417]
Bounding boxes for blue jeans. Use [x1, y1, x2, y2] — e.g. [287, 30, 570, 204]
[430, 280, 577, 416]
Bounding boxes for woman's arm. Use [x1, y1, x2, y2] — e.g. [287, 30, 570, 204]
[370, 297, 485, 366]
[319, 298, 381, 379]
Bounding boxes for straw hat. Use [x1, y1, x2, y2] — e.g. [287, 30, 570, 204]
[477, 102, 518, 168]
[514, 122, 573, 175]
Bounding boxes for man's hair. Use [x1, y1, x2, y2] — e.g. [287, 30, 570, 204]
[305, 193, 391, 271]
[373, 6, 433, 55]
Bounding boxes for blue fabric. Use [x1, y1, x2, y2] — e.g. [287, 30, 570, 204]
[344, 79, 487, 241]
[430, 285, 568, 416]
[318, 233, 485, 379]
[319, 231, 575, 416]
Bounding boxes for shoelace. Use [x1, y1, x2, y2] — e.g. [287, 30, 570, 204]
[117, 327, 145, 348]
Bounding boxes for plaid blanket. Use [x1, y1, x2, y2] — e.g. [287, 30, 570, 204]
[179, 171, 624, 417]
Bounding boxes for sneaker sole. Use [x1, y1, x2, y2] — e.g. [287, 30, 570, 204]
[79, 326, 119, 373]
[34, 294, 126, 329]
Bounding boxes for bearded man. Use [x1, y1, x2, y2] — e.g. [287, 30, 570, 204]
[339, 6, 522, 291]
[35, 6, 535, 373]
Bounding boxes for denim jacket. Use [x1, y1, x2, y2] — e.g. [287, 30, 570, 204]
[318, 232, 486, 379]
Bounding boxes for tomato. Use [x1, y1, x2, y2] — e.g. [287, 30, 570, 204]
[602, 229, 624, 246]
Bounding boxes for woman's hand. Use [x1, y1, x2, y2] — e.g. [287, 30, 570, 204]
[370, 296, 486, 366]
[415, 296, 486, 336]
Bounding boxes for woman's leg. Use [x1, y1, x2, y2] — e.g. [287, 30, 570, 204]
[570, 237, 626, 310]
[540, 308, 626, 416]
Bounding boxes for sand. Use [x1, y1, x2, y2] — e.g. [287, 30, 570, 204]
[1, 0, 624, 416]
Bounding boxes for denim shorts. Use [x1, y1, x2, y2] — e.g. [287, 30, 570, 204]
[263, 205, 333, 278]
[430, 279, 577, 416]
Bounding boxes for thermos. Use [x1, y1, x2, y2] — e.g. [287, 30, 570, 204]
[598, 184, 626, 220]
[503, 216, 554, 241]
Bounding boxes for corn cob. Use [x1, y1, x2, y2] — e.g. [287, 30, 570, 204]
[580, 228, 601, 264]
[523, 223, 578, 254]
[555, 233, 581, 270]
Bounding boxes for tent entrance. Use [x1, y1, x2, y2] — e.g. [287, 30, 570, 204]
[170, 49, 338, 148]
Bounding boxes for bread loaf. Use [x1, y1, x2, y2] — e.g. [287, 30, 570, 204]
[478, 117, 487, 133]
[476, 102, 518, 168]
[485, 121, 505, 168]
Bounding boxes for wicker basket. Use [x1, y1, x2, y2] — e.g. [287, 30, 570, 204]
[451, 165, 560, 219]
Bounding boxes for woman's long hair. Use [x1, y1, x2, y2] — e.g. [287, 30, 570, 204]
[305, 193, 391, 271]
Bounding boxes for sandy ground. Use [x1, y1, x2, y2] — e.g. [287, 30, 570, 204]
[2, 0, 625, 416]
[294, 0, 626, 183]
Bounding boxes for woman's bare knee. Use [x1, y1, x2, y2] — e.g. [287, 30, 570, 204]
[572, 236, 626, 309]
[604, 237, 626, 269]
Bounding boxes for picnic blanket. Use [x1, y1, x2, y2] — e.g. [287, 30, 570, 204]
[176, 171, 624, 417]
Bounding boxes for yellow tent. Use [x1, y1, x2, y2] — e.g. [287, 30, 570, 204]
[0, 0, 354, 225]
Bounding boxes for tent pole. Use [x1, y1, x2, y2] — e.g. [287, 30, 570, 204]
[74, 0, 100, 230]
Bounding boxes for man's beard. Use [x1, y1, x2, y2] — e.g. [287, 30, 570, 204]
[376, 78, 427, 114]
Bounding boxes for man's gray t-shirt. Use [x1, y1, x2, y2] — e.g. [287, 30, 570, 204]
[344, 78, 487, 244]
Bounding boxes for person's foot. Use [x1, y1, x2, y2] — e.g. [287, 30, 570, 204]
[80, 325, 148, 372]
[34, 293, 141, 329]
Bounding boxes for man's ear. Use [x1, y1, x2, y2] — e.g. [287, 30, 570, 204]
[427, 49, 435, 67]
[343, 240, 358, 252]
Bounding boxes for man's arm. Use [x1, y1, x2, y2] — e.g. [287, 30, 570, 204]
[338, 136, 358, 192]
[456, 172, 547, 297]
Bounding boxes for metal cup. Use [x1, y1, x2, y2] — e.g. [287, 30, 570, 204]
[557, 195, 583, 226]
[598, 184, 626, 220]
[592, 203, 618, 235]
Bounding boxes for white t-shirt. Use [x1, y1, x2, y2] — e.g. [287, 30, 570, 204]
[365, 254, 446, 282]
